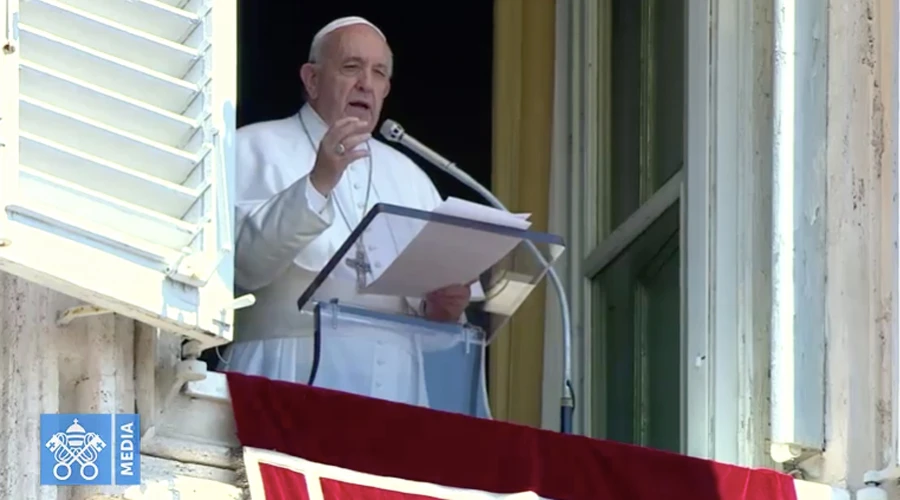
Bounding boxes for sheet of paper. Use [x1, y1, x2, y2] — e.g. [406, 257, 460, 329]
[432, 197, 532, 230]
[358, 198, 530, 298]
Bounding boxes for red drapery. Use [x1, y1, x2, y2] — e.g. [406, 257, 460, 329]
[227, 372, 797, 500]
[259, 463, 449, 500]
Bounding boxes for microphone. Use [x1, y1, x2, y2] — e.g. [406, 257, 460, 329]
[380, 120, 466, 182]
[380, 119, 576, 435]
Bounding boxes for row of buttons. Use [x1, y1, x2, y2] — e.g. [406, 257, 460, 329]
[372, 339, 387, 390]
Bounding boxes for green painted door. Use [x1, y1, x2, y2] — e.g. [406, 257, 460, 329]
[590, 0, 684, 453]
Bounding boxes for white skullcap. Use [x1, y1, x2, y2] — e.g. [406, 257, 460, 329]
[309, 16, 386, 61]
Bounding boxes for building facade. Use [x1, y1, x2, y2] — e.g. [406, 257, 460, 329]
[534, 0, 897, 497]
[1, 0, 898, 498]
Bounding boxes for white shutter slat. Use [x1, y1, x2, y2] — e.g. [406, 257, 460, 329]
[0, 0, 238, 343]
[154, 0, 203, 11]
[8, 203, 181, 262]
[18, 167, 198, 249]
[19, 26, 202, 113]
[19, 97, 205, 183]
[53, 0, 201, 43]
[20, 62, 201, 146]
[21, 0, 200, 77]
[19, 133, 204, 217]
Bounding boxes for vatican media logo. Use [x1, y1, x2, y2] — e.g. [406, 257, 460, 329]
[40, 413, 141, 486]
[45, 418, 106, 481]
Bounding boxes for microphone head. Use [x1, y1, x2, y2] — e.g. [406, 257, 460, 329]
[380, 119, 405, 143]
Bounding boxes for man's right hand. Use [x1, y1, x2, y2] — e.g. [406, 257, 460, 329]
[309, 117, 372, 196]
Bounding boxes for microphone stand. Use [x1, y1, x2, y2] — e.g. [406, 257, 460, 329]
[384, 123, 575, 434]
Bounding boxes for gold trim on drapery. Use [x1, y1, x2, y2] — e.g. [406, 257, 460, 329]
[489, 0, 556, 427]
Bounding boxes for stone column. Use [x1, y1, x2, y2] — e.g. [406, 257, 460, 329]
[0, 272, 62, 500]
[820, 0, 896, 491]
[57, 312, 135, 500]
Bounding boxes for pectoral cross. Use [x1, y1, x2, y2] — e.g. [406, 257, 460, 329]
[344, 245, 371, 290]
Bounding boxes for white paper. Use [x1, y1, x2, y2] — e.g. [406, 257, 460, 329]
[432, 197, 532, 230]
[358, 198, 530, 297]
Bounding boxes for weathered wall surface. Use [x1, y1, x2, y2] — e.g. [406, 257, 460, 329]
[0, 272, 243, 500]
[815, 0, 895, 491]
[776, 0, 899, 494]
[713, 0, 898, 495]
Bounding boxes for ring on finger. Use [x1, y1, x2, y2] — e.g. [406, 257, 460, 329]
[334, 143, 346, 155]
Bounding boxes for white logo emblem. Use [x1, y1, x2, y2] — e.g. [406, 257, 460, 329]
[44, 418, 107, 481]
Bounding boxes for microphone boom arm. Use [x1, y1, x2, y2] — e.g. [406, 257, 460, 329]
[381, 121, 575, 434]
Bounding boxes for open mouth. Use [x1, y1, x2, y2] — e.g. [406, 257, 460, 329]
[348, 101, 371, 111]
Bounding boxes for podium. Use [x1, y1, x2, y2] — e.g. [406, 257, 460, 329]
[296, 202, 566, 418]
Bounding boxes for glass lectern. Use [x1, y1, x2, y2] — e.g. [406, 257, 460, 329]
[296, 203, 566, 418]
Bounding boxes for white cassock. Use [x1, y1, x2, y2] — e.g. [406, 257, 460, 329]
[222, 103, 463, 407]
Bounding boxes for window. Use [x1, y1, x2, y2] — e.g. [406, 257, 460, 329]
[582, 0, 685, 452]
[558, 0, 778, 466]
[0, 0, 238, 344]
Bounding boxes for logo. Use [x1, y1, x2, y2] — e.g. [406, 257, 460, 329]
[40, 413, 140, 486]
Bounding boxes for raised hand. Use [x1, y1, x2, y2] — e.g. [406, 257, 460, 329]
[309, 117, 372, 195]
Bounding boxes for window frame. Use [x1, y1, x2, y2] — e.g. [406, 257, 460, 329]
[893, 0, 900, 470]
[543, 0, 761, 466]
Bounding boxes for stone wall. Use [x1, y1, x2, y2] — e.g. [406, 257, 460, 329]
[740, 0, 900, 494]
[0, 272, 243, 500]
[812, 0, 896, 492]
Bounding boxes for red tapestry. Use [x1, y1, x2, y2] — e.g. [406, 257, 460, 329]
[227, 372, 798, 500]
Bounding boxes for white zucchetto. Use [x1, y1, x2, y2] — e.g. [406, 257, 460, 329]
[309, 16, 387, 61]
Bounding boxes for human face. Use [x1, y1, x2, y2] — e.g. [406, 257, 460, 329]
[301, 25, 392, 133]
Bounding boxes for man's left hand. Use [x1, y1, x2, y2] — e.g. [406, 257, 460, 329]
[424, 284, 471, 323]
